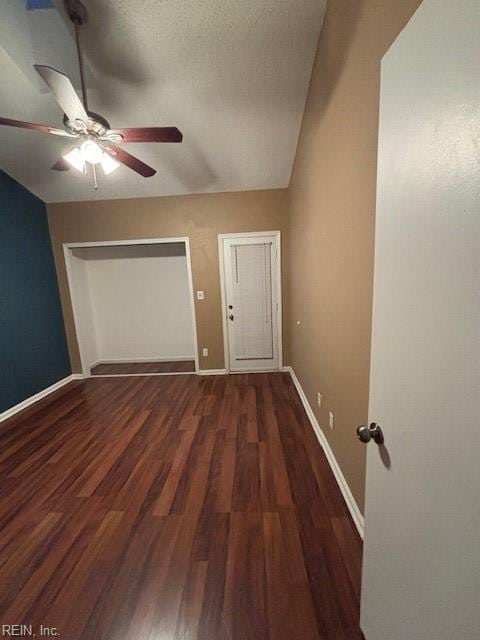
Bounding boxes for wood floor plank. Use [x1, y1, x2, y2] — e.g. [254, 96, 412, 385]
[153, 428, 198, 516]
[263, 511, 321, 640]
[77, 410, 151, 498]
[223, 511, 268, 639]
[214, 434, 236, 514]
[48, 510, 126, 637]
[175, 560, 208, 640]
[80, 515, 166, 640]
[1, 499, 106, 623]
[0, 372, 363, 639]
[195, 513, 230, 640]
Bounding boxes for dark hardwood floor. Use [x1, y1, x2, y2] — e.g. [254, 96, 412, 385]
[91, 360, 196, 375]
[0, 373, 363, 639]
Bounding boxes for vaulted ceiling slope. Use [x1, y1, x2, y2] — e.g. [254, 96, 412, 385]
[0, 0, 326, 203]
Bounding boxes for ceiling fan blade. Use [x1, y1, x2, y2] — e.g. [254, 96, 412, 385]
[0, 116, 72, 137]
[51, 158, 71, 171]
[34, 65, 89, 124]
[104, 144, 156, 177]
[111, 127, 183, 143]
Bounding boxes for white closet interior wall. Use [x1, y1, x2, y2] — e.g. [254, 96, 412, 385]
[70, 243, 195, 368]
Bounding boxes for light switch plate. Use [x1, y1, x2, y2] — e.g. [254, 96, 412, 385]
[202, 348, 208, 357]
[197, 291, 205, 300]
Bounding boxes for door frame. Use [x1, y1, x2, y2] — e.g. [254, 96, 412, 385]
[218, 231, 283, 373]
[63, 236, 200, 377]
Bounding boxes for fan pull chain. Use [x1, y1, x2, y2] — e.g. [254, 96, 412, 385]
[92, 163, 98, 190]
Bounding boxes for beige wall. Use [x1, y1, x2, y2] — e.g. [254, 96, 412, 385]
[287, 0, 422, 512]
[47, 189, 288, 373]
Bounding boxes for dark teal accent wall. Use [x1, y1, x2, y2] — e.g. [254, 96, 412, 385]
[0, 170, 71, 413]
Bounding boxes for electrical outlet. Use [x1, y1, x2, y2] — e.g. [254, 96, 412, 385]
[329, 411, 334, 430]
[317, 392, 322, 408]
[202, 348, 208, 357]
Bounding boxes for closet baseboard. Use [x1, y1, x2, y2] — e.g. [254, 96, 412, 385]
[89, 356, 195, 368]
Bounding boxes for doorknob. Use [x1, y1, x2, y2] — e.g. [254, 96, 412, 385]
[228, 314, 234, 321]
[357, 422, 384, 445]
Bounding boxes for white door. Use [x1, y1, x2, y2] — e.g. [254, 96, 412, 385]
[220, 233, 280, 372]
[361, 1, 480, 638]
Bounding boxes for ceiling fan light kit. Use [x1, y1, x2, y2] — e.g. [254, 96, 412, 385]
[0, 0, 183, 190]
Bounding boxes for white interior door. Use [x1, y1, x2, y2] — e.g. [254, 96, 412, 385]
[221, 234, 280, 371]
[361, 1, 480, 638]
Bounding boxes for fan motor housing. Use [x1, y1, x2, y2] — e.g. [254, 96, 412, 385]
[63, 111, 111, 138]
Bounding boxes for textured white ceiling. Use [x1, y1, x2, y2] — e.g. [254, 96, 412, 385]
[0, 0, 326, 203]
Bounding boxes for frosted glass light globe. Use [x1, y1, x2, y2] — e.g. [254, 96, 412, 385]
[80, 140, 103, 164]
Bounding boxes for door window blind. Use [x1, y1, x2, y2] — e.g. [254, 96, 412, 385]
[231, 243, 273, 360]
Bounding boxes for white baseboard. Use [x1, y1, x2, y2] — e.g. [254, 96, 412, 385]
[284, 366, 365, 538]
[87, 372, 195, 378]
[198, 369, 227, 376]
[0, 374, 81, 424]
[87, 369, 225, 378]
[89, 356, 195, 368]
[228, 368, 279, 374]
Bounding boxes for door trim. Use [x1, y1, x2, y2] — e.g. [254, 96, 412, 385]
[218, 231, 282, 373]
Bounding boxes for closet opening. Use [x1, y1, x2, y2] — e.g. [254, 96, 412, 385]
[63, 238, 199, 377]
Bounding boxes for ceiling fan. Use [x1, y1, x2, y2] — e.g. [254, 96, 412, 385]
[0, 0, 183, 187]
